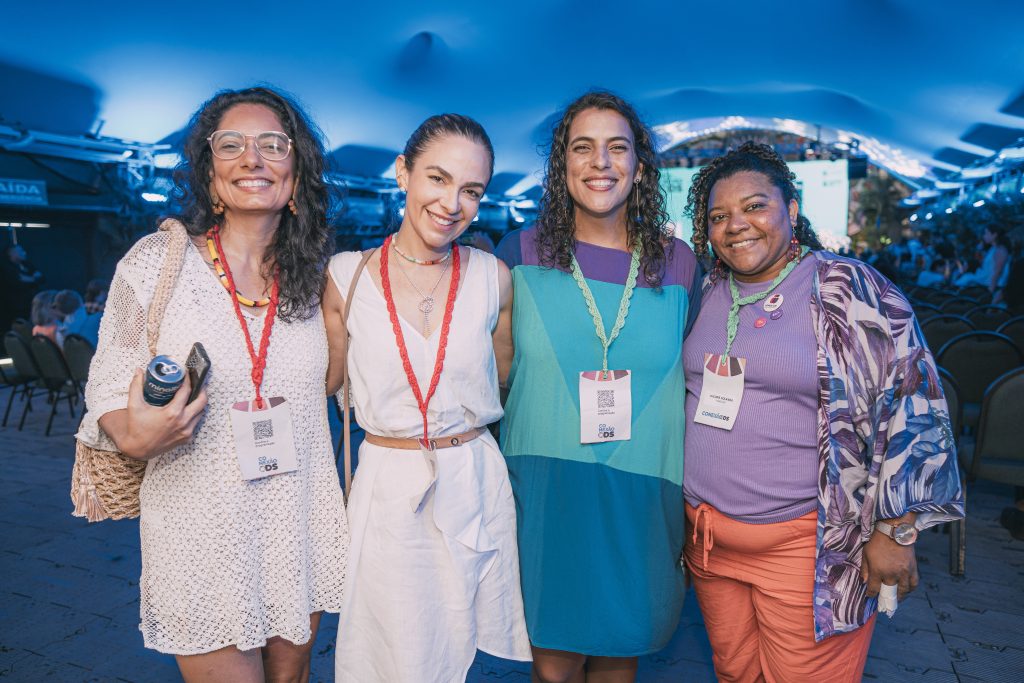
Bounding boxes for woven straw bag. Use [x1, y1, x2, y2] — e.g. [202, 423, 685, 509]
[70, 219, 190, 522]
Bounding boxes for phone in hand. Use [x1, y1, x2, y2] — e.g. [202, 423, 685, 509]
[185, 342, 211, 404]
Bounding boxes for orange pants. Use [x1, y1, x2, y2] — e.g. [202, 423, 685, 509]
[684, 503, 875, 683]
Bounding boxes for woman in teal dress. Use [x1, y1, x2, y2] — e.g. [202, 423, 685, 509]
[496, 91, 701, 683]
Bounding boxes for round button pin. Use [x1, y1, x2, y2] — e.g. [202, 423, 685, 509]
[770, 308, 784, 320]
[763, 293, 784, 312]
[754, 317, 767, 329]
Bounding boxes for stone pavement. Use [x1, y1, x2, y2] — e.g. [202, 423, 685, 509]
[1, 405, 1022, 682]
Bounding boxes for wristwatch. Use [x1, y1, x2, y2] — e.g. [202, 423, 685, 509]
[875, 520, 918, 546]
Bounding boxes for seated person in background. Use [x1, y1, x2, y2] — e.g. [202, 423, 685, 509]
[54, 289, 101, 347]
[84, 278, 108, 314]
[916, 258, 948, 288]
[29, 290, 59, 342]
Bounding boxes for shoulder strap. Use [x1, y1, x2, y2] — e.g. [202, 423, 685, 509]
[342, 248, 377, 499]
[146, 219, 191, 356]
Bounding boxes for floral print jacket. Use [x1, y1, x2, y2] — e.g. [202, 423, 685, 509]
[809, 251, 963, 639]
[703, 251, 965, 641]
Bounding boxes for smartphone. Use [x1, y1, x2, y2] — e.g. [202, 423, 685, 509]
[185, 342, 211, 404]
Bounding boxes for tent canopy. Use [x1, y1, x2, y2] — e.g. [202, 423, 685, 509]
[2, 0, 1023, 190]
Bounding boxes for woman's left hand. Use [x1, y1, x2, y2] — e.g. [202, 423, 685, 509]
[861, 530, 919, 602]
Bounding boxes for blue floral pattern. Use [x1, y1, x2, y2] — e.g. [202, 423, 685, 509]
[809, 252, 963, 639]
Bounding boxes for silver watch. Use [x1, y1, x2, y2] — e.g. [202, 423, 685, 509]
[875, 520, 918, 546]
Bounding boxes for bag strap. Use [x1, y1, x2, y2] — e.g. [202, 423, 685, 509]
[342, 248, 377, 499]
[146, 219, 191, 356]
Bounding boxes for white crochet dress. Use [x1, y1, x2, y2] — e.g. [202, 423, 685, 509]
[78, 229, 349, 655]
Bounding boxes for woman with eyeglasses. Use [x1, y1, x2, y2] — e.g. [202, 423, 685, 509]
[77, 87, 349, 681]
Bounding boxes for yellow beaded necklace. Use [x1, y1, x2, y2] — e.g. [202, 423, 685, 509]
[205, 227, 272, 308]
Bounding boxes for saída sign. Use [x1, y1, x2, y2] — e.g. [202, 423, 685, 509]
[0, 178, 48, 206]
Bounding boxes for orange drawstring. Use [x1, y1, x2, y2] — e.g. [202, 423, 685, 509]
[692, 503, 715, 570]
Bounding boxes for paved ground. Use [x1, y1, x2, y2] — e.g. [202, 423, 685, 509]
[1, 401, 1022, 682]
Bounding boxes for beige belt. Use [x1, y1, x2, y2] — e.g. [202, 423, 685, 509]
[363, 427, 485, 451]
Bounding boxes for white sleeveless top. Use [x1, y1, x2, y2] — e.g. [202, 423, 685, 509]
[333, 247, 503, 439]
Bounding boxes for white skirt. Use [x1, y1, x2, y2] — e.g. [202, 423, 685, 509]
[334, 431, 531, 682]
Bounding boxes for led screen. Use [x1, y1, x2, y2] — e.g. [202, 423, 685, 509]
[661, 159, 850, 251]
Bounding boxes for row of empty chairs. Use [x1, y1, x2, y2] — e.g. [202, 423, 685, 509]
[922, 316, 1024, 361]
[1, 324, 95, 436]
[941, 365, 1024, 575]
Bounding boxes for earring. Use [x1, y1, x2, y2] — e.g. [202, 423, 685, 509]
[211, 193, 225, 215]
[709, 257, 726, 283]
[288, 198, 298, 216]
[788, 235, 801, 262]
[633, 177, 642, 224]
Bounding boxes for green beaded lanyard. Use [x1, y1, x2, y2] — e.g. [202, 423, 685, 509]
[721, 246, 809, 364]
[569, 244, 642, 377]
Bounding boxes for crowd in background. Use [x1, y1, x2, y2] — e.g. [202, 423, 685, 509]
[2, 241, 106, 350]
[842, 224, 1023, 310]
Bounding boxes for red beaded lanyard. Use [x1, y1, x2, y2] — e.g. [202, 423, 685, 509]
[212, 225, 280, 409]
[379, 233, 461, 448]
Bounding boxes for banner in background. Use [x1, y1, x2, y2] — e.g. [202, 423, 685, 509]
[0, 178, 48, 206]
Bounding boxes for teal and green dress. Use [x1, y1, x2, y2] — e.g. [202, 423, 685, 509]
[495, 227, 701, 656]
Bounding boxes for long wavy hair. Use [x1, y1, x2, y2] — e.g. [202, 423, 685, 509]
[685, 141, 823, 265]
[173, 86, 334, 321]
[536, 91, 673, 287]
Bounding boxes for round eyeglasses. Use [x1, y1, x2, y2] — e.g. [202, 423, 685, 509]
[207, 130, 293, 161]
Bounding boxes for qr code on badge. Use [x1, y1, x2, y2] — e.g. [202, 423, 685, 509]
[597, 390, 615, 409]
[253, 419, 273, 440]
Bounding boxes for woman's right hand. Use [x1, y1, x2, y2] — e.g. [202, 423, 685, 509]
[98, 369, 208, 460]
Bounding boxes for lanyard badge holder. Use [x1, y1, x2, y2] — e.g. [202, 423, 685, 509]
[380, 234, 461, 512]
[211, 226, 299, 480]
[694, 246, 807, 431]
[572, 246, 640, 444]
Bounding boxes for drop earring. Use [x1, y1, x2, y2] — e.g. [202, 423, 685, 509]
[788, 235, 801, 262]
[633, 177, 642, 224]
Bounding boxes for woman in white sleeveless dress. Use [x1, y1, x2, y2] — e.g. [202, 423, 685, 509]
[323, 115, 531, 682]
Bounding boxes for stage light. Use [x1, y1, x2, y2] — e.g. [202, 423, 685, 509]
[973, 200, 985, 207]
[141, 192, 168, 203]
[945, 208, 953, 214]
[26, 223, 49, 228]
[925, 212, 933, 220]
[910, 214, 918, 221]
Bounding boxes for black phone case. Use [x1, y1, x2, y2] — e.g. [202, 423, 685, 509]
[185, 342, 211, 404]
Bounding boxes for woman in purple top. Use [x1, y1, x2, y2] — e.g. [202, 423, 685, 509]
[681, 142, 963, 681]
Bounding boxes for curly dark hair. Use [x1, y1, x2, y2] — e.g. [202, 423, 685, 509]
[536, 90, 673, 287]
[173, 86, 334, 321]
[684, 141, 823, 264]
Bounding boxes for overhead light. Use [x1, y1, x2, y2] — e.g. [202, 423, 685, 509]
[973, 200, 986, 207]
[141, 192, 168, 203]
[26, 222, 49, 228]
[910, 214, 918, 221]
[945, 208, 953, 214]
[925, 212, 933, 220]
